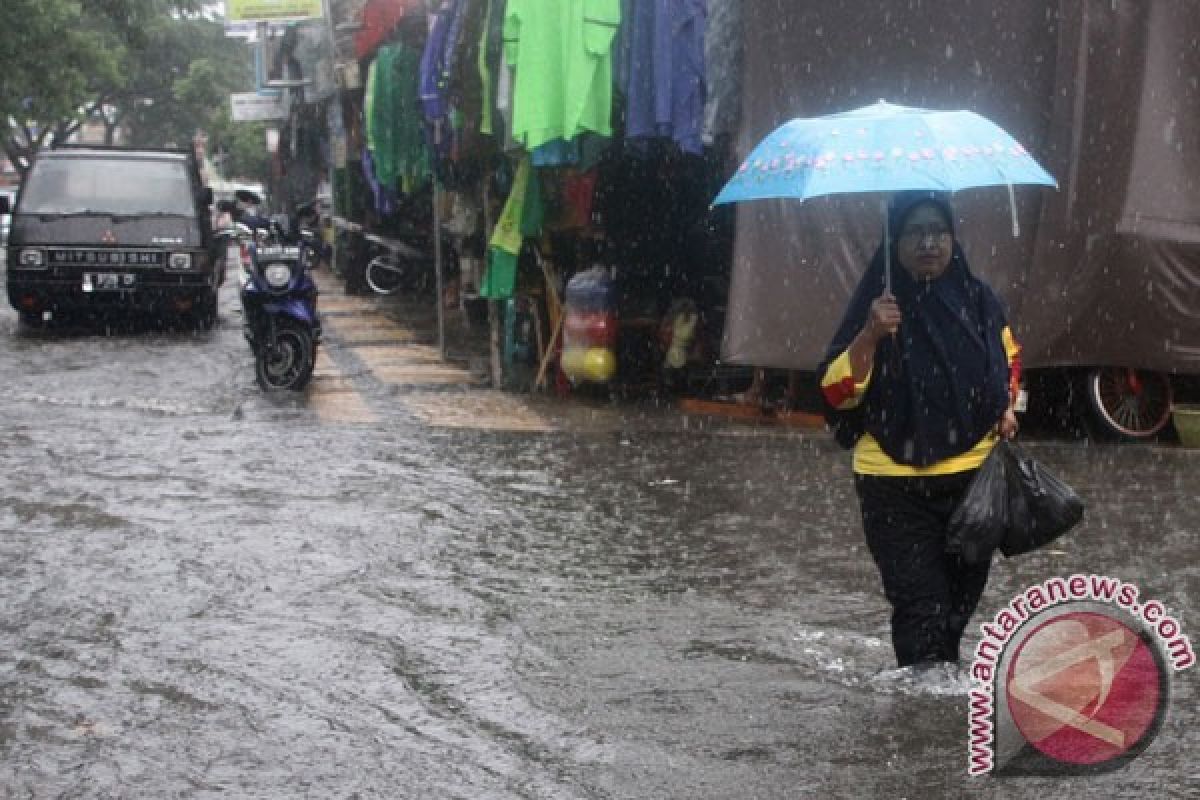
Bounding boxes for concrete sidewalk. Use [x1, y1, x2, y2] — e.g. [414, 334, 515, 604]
[313, 265, 828, 437]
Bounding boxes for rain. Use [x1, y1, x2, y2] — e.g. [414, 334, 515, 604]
[0, 1, 1198, 798]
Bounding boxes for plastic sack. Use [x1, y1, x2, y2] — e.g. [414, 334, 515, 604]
[945, 443, 1010, 564]
[999, 442, 1085, 558]
[946, 441, 1085, 564]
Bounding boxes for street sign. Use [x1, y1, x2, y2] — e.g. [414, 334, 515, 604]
[231, 92, 288, 122]
[224, 0, 323, 22]
[224, 20, 289, 38]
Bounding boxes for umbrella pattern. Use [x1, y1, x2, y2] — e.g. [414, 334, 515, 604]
[713, 101, 1057, 206]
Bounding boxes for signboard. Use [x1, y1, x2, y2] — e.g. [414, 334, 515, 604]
[224, 20, 289, 38]
[224, 0, 323, 22]
[231, 92, 288, 122]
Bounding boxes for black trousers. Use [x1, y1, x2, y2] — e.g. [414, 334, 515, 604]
[855, 471, 991, 667]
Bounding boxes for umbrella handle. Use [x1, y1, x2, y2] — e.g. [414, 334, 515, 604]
[1007, 182, 1020, 238]
[882, 197, 892, 293]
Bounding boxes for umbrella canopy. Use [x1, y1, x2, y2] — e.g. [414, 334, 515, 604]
[713, 100, 1058, 290]
[713, 100, 1057, 206]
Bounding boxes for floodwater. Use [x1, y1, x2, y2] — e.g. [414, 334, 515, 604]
[0, 283, 1196, 798]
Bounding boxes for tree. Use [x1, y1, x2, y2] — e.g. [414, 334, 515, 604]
[119, 16, 269, 185]
[121, 16, 254, 149]
[210, 120, 273, 186]
[1, 0, 202, 177]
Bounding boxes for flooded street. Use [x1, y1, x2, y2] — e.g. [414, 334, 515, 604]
[0, 280, 1196, 799]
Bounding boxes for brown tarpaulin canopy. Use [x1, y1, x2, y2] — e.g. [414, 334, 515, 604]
[723, 0, 1200, 373]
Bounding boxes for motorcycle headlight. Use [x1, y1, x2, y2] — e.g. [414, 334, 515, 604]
[167, 252, 193, 270]
[18, 248, 45, 268]
[264, 262, 292, 288]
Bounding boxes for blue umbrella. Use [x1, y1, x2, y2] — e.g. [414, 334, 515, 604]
[713, 100, 1058, 287]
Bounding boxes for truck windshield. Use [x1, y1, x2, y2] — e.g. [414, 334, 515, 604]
[18, 158, 196, 217]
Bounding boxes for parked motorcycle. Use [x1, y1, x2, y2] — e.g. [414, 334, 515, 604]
[236, 217, 322, 391]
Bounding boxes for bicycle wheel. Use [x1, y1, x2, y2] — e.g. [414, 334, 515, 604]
[365, 255, 409, 295]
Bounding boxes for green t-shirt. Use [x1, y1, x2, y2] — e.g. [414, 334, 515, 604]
[368, 43, 431, 193]
[502, 0, 621, 151]
[482, 155, 543, 298]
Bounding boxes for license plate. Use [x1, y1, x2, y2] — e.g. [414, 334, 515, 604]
[256, 245, 301, 259]
[82, 272, 136, 292]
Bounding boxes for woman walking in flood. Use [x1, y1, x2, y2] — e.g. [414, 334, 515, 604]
[818, 190, 1021, 667]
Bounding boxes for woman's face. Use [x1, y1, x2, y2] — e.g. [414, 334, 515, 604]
[896, 203, 953, 280]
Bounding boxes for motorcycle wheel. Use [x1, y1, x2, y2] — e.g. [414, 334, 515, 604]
[255, 319, 315, 391]
[365, 255, 410, 295]
[1081, 366, 1173, 440]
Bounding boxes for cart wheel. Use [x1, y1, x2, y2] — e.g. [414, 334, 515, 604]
[1082, 367, 1173, 440]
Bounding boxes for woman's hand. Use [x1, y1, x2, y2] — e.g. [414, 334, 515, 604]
[998, 408, 1019, 440]
[864, 292, 902, 342]
[847, 292, 902, 381]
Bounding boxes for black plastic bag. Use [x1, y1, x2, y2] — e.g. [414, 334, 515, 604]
[945, 443, 1010, 564]
[999, 442, 1085, 558]
[946, 441, 1085, 564]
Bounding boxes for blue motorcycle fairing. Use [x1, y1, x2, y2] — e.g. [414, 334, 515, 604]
[262, 295, 318, 326]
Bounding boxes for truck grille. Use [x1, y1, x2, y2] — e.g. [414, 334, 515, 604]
[48, 249, 165, 267]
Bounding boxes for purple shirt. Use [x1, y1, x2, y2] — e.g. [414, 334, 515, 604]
[420, 0, 463, 122]
[623, 0, 706, 154]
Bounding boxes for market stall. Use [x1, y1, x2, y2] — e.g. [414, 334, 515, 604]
[291, 0, 752, 401]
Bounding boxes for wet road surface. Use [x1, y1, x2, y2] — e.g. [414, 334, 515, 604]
[0, 275, 1196, 798]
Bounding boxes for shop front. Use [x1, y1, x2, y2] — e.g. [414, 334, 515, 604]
[281, 0, 780, 411]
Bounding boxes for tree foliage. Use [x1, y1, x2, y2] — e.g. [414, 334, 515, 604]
[2, 0, 267, 185]
[122, 17, 252, 148]
[0, 0, 125, 135]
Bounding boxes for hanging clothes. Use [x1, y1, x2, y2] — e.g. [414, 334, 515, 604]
[530, 135, 607, 169]
[494, 60, 520, 152]
[703, 0, 743, 145]
[368, 43, 432, 194]
[447, 0, 486, 154]
[362, 149, 397, 216]
[482, 155, 544, 298]
[419, 0, 462, 160]
[419, 2, 458, 124]
[364, 57, 380, 155]
[477, 0, 505, 136]
[502, 0, 622, 151]
[562, 168, 599, 229]
[355, 0, 422, 61]
[622, 0, 706, 155]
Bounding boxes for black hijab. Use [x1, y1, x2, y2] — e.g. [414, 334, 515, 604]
[818, 191, 1011, 467]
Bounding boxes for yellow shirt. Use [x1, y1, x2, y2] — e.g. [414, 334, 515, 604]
[820, 328, 1021, 476]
